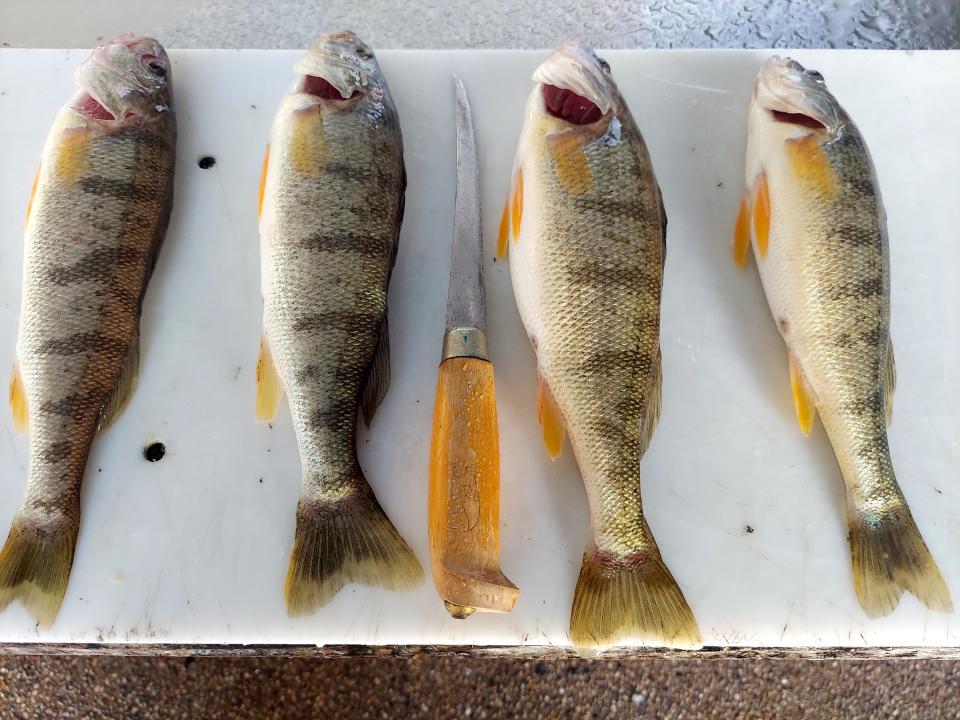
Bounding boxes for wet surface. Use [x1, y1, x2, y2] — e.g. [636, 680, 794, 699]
[0, 0, 958, 49]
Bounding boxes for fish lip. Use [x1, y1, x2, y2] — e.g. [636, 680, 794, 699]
[753, 55, 841, 135]
[72, 34, 171, 122]
[532, 41, 616, 117]
[294, 30, 382, 100]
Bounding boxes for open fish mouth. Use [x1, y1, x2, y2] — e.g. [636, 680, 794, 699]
[71, 34, 170, 121]
[294, 31, 380, 100]
[532, 42, 614, 126]
[754, 55, 840, 134]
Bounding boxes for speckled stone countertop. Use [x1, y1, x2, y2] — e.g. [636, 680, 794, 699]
[1, 0, 958, 49]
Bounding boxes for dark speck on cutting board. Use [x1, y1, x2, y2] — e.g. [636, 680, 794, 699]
[745, 525, 754, 534]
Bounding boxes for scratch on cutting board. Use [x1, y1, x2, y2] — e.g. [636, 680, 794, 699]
[633, 72, 734, 96]
[779, 601, 796, 642]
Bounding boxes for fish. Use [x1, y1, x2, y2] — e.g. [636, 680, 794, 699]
[0, 34, 176, 626]
[257, 31, 423, 616]
[500, 42, 701, 649]
[734, 56, 951, 618]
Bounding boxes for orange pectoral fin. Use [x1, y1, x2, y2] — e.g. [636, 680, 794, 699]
[9, 362, 28, 433]
[255, 336, 282, 422]
[24, 166, 40, 229]
[786, 134, 837, 199]
[732, 190, 751, 269]
[788, 352, 816, 436]
[537, 372, 566, 460]
[547, 132, 592, 195]
[258, 143, 270, 220]
[753, 171, 771, 258]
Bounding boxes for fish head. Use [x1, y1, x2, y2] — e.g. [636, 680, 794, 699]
[72, 34, 172, 122]
[750, 56, 843, 139]
[293, 31, 385, 102]
[528, 42, 620, 133]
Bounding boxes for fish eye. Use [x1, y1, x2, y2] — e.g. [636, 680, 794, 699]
[598, 58, 611, 72]
[807, 69, 823, 81]
[144, 58, 167, 77]
[355, 46, 373, 60]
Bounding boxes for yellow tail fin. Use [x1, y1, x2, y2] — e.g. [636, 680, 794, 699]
[285, 487, 424, 617]
[849, 507, 952, 618]
[569, 544, 701, 652]
[0, 515, 78, 627]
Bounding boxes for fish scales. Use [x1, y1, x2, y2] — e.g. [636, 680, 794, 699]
[258, 32, 422, 616]
[0, 35, 175, 626]
[739, 56, 950, 618]
[502, 43, 700, 651]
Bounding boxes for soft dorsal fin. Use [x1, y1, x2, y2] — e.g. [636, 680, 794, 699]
[885, 338, 896, 425]
[360, 318, 391, 428]
[638, 350, 663, 456]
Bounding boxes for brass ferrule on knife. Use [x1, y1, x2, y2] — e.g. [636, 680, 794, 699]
[441, 326, 489, 362]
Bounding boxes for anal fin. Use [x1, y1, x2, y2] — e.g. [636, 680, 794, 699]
[8, 362, 28, 433]
[537, 371, 566, 460]
[360, 317, 391, 428]
[256, 335, 283, 422]
[788, 351, 816, 436]
[98, 340, 139, 431]
[258, 143, 270, 220]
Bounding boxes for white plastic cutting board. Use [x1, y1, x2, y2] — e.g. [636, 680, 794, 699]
[0, 49, 957, 648]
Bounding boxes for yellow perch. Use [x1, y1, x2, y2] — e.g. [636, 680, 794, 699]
[501, 43, 701, 650]
[0, 35, 176, 626]
[734, 56, 951, 618]
[257, 32, 423, 616]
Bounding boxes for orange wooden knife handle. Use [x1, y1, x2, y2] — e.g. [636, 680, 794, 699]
[428, 357, 518, 614]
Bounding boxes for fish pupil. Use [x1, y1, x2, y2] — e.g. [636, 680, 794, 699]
[542, 84, 602, 125]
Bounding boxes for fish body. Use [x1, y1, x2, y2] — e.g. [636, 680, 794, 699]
[0, 35, 175, 626]
[501, 43, 700, 649]
[735, 56, 950, 617]
[257, 32, 422, 616]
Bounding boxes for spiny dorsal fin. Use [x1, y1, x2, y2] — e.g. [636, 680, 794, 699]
[255, 335, 283, 422]
[360, 318, 391, 428]
[98, 339, 139, 431]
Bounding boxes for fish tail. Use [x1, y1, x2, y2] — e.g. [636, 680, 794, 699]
[285, 482, 424, 617]
[0, 513, 78, 627]
[569, 542, 701, 651]
[849, 505, 952, 618]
